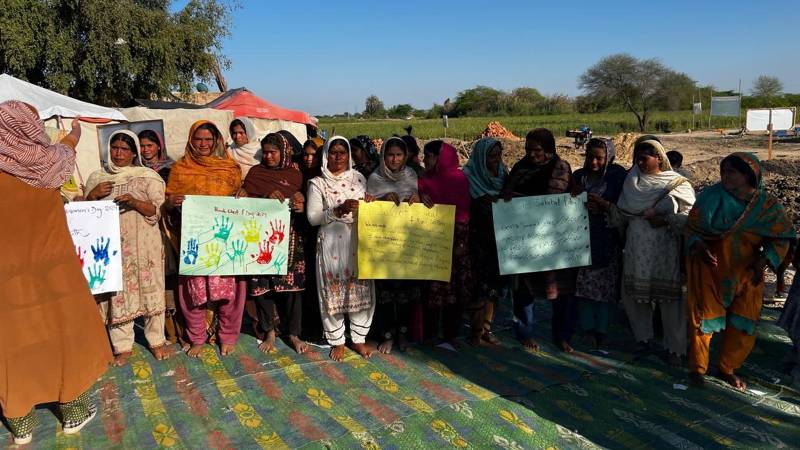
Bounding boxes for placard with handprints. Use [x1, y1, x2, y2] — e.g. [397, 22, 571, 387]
[179, 195, 291, 276]
[64, 201, 123, 294]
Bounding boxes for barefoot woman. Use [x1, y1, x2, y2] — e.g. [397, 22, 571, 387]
[306, 136, 376, 361]
[165, 121, 246, 358]
[687, 152, 795, 389]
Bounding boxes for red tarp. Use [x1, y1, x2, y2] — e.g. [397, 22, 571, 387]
[206, 88, 314, 126]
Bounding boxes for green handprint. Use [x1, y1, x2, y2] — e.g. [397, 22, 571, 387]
[213, 216, 233, 242]
[226, 239, 246, 266]
[240, 218, 262, 245]
[270, 253, 287, 274]
[88, 264, 106, 289]
[200, 242, 223, 268]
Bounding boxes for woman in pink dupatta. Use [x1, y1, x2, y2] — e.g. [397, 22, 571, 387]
[417, 141, 474, 347]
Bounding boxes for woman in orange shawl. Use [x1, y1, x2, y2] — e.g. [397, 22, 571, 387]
[0, 101, 112, 444]
[165, 121, 245, 358]
[686, 152, 795, 389]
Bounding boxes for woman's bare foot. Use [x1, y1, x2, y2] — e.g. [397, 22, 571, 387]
[377, 339, 394, 354]
[112, 351, 132, 367]
[288, 335, 308, 354]
[521, 338, 539, 351]
[220, 343, 235, 356]
[259, 329, 276, 354]
[481, 332, 501, 346]
[150, 345, 175, 361]
[351, 342, 374, 359]
[559, 341, 574, 353]
[397, 333, 409, 352]
[717, 372, 747, 390]
[186, 344, 205, 358]
[329, 345, 346, 361]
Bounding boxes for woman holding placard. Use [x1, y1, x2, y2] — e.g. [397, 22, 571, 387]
[463, 137, 508, 346]
[588, 136, 695, 366]
[165, 121, 245, 358]
[242, 132, 309, 355]
[307, 136, 376, 361]
[84, 130, 173, 366]
[418, 140, 473, 347]
[0, 100, 111, 444]
[367, 137, 421, 353]
[501, 128, 576, 352]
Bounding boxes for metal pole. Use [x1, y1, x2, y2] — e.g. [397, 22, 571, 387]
[768, 109, 774, 160]
[738, 79, 742, 129]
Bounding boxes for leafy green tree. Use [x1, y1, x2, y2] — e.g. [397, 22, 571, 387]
[451, 85, 508, 117]
[387, 103, 413, 118]
[364, 95, 385, 117]
[751, 75, 783, 105]
[0, 0, 234, 106]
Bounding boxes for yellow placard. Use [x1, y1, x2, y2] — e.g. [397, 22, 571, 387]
[357, 201, 455, 281]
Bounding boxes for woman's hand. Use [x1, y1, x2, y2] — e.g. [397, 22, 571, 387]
[291, 191, 305, 213]
[570, 185, 584, 198]
[114, 193, 135, 208]
[336, 199, 360, 217]
[235, 188, 247, 199]
[407, 192, 420, 205]
[268, 190, 286, 202]
[86, 181, 114, 201]
[383, 192, 401, 206]
[166, 194, 185, 209]
[363, 193, 375, 203]
[421, 193, 435, 209]
[500, 189, 514, 202]
[115, 194, 156, 217]
[691, 241, 718, 267]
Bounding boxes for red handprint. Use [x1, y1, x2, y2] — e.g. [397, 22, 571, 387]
[253, 240, 275, 265]
[76, 245, 86, 268]
[267, 220, 286, 245]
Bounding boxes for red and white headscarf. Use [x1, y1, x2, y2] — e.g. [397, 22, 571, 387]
[0, 100, 75, 189]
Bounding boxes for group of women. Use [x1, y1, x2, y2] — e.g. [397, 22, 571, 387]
[2, 97, 799, 444]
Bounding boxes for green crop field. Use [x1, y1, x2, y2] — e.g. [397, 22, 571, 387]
[317, 111, 741, 140]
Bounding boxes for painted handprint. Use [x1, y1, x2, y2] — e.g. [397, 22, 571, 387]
[240, 218, 262, 245]
[270, 253, 287, 273]
[213, 216, 234, 243]
[88, 264, 106, 289]
[183, 238, 199, 265]
[267, 220, 286, 245]
[253, 240, 275, 265]
[91, 237, 111, 266]
[76, 245, 87, 268]
[226, 239, 246, 266]
[200, 242, 223, 268]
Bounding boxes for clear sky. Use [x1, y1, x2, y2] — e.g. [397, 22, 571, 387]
[205, 0, 798, 115]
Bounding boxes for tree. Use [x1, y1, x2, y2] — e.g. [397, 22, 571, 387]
[0, 0, 234, 106]
[451, 86, 507, 117]
[580, 54, 675, 132]
[751, 75, 783, 103]
[364, 95, 385, 117]
[387, 103, 413, 119]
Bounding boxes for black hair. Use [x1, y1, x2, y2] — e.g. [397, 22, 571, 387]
[667, 150, 683, 168]
[633, 142, 659, 159]
[349, 138, 365, 152]
[328, 138, 349, 151]
[137, 129, 161, 149]
[525, 128, 556, 154]
[277, 130, 302, 157]
[423, 140, 444, 156]
[721, 154, 758, 188]
[585, 138, 607, 154]
[229, 119, 246, 136]
[195, 122, 221, 140]
[260, 133, 285, 150]
[384, 138, 408, 154]
[303, 139, 318, 151]
[110, 132, 137, 154]
[400, 135, 420, 156]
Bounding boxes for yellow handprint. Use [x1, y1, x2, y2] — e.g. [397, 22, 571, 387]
[200, 242, 223, 268]
[240, 219, 262, 245]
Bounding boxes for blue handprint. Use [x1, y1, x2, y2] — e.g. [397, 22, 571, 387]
[226, 239, 246, 266]
[213, 216, 233, 243]
[91, 237, 111, 266]
[270, 253, 287, 274]
[183, 238, 199, 265]
[88, 264, 107, 289]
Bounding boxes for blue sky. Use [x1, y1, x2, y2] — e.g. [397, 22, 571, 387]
[198, 0, 798, 115]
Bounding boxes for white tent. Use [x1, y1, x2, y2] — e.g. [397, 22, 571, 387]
[0, 73, 126, 121]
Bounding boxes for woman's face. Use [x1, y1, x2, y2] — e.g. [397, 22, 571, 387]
[526, 140, 548, 164]
[587, 147, 607, 173]
[303, 146, 318, 169]
[721, 161, 752, 192]
[384, 145, 407, 172]
[231, 124, 248, 146]
[351, 145, 368, 165]
[327, 143, 349, 173]
[192, 128, 216, 156]
[423, 151, 438, 173]
[110, 138, 135, 168]
[140, 137, 160, 161]
[262, 143, 281, 168]
[636, 151, 661, 175]
[486, 145, 503, 174]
